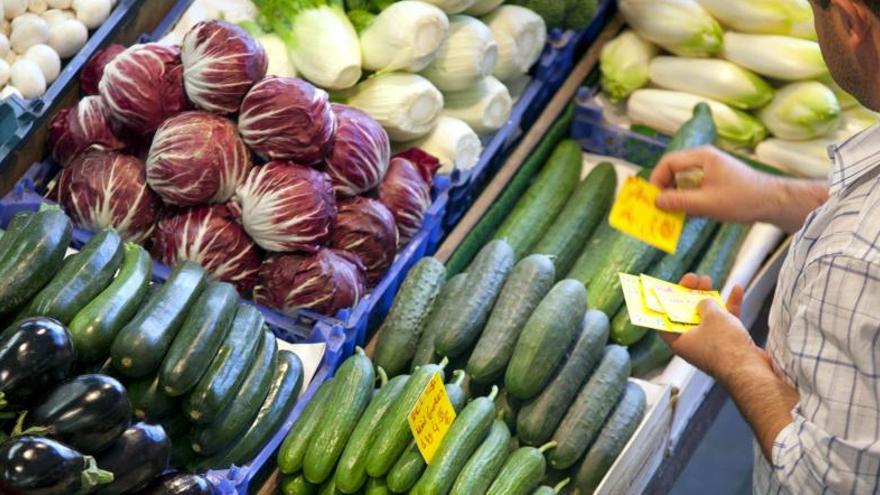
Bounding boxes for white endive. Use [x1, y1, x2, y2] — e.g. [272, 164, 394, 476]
[401, 116, 482, 173]
[628, 89, 768, 148]
[340, 72, 444, 141]
[648, 57, 773, 110]
[758, 82, 841, 141]
[442, 76, 512, 134]
[421, 15, 498, 91]
[359, 1, 449, 73]
[722, 32, 828, 81]
[600, 30, 657, 103]
[420, 0, 476, 14]
[756, 138, 834, 178]
[257, 33, 297, 78]
[484, 5, 547, 82]
[618, 0, 723, 57]
[465, 0, 503, 16]
[695, 0, 815, 39]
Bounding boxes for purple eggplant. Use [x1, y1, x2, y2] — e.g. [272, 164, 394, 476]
[0, 435, 113, 494]
[136, 471, 212, 495]
[0, 317, 75, 410]
[95, 422, 171, 494]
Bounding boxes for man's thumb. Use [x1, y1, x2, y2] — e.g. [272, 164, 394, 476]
[697, 298, 721, 318]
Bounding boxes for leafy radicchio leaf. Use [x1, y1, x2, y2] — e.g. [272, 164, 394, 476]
[331, 197, 398, 285]
[325, 104, 390, 197]
[378, 151, 440, 245]
[81, 44, 126, 96]
[48, 96, 127, 166]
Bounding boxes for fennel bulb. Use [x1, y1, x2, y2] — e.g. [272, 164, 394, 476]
[401, 116, 482, 173]
[420, 0, 476, 14]
[755, 138, 833, 178]
[257, 33, 297, 77]
[600, 29, 657, 103]
[648, 57, 773, 110]
[340, 72, 444, 141]
[695, 0, 815, 39]
[442, 75, 512, 134]
[628, 89, 768, 148]
[722, 32, 828, 81]
[465, 0, 504, 16]
[758, 82, 841, 141]
[484, 5, 547, 82]
[421, 15, 498, 91]
[357, 1, 449, 73]
[618, 0, 722, 57]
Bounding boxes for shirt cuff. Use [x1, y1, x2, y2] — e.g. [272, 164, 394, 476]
[771, 414, 802, 471]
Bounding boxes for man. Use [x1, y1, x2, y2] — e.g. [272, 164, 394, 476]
[651, 0, 880, 492]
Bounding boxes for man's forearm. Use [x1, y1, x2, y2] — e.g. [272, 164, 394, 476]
[760, 178, 829, 234]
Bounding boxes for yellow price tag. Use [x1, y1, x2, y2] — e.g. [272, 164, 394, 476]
[609, 176, 685, 254]
[620, 273, 702, 334]
[407, 372, 456, 464]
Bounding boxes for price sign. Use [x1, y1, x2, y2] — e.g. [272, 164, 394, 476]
[609, 176, 685, 254]
[408, 372, 456, 464]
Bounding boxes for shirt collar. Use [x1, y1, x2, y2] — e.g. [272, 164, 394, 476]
[828, 123, 880, 195]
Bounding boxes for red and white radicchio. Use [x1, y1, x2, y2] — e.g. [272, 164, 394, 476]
[152, 204, 262, 294]
[146, 111, 252, 207]
[181, 20, 268, 115]
[99, 43, 189, 135]
[331, 197, 398, 285]
[235, 161, 336, 253]
[49, 96, 126, 166]
[81, 44, 126, 96]
[254, 248, 365, 316]
[378, 150, 440, 245]
[238, 77, 336, 165]
[57, 150, 161, 243]
[326, 104, 390, 197]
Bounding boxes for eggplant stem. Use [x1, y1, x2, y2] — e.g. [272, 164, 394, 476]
[0, 392, 7, 410]
[78, 456, 114, 494]
[11, 412, 50, 437]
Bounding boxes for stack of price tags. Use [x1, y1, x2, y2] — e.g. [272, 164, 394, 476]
[619, 274, 726, 333]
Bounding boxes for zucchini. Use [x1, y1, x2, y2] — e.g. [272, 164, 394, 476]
[533, 478, 570, 495]
[532, 162, 617, 276]
[374, 258, 447, 377]
[467, 255, 556, 385]
[68, 243, 152, 363]
[517, 310, 609, 446]
[449, 418, 512, 495]
[283, 474, 318, 495]
[305, 348, 375, 484]
[366, 478, 390, 495]
[411, 387, 499, 495]
[127, 373, 178, 421]
[0, 211, 32, 262]
[111, 261, 208, 378]
[22, 228, 123, 324]
[666, 102, 717, 153]
[184, 304, 264, 424]
[493, 140, 583, 260]
[279, 378, 337, 474]
[573, 382, 646, 494]
[548, 346, 630, 470]
[496, 389, 519, 435]
[629, 330, 674, 377]
[485, 441, 556, 495]
[695, 223, 749, 288]
[434, 240, 514, 358]
[411, 274, 468, 369]
[505, 280, 587, 400]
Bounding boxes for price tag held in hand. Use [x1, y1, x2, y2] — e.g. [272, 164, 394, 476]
[408, 372, 456, 464]
[609, 176, 685, 254]
[620, 274, 727, 334]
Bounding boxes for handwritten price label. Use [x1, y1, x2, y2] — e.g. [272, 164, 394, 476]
[408, 372, 456, 464]
[609, 176, 685, 254]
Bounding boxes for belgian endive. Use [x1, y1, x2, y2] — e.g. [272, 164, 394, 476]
[758, 82, 841, 141]
[695, 0, 815, 39]
[600, 30, 657, 103]
[648, 57, 773, 110]
[722, 32, 828, 81]
[442, 76, 513, 134]
[421, 0, 477, 14]
[355, 1, 450, 73]
[421, 15, 499, 91]
[755, 138, 833, 178]
[484, 5, 547, 82]
[401, 116, 483, 173]
[618, 0, 723, 57]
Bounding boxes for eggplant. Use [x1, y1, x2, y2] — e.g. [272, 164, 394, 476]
[0, 435, 113, 494]
[27, 374, 131, 454]
[0, 317, 75, 410]
[137, 471, 211, 495]
[95, 422, 171, 494]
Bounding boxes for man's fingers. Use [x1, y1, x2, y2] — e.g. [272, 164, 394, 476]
[658, 331, 680, 347]
[697, 298, 722, 317]
[651, 148, 713, 189]
[727, 285, 745, 317]
[680, 273, 700, 289]
[698, 275, 713, 291]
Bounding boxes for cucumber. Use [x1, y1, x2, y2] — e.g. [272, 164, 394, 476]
[337, 374, 410, 493]
[666, 102, 717, 153]
[411, 387, 499, 495]
[548, 346, 630, 470]
[532, 478, 570, 495]
[0, 207, 72, 316]
[434, 240, 514, 358]
[566, 220, 616, 286]
[367, 359, 448, 478]
[190, 330, 278, 456]
[283, 474, 318, 495]
[695, 223, 749, 288]
[305, 348, 376, 484]
[573, 382, 646, 493]
[22, 228, 123, 324]
[127, 373, 178, 421]
[532, 162, 617, 276]
[279, 378, 337, 474]
[68, 243, 152, 363]
[496, 389, 519, 435]
[493, 140, 583, 260]
[184, 304, 264, 424]
[111, 261, 207, 378]
[319, 477, 343, 495]
[485, 441, 556, 495]
[449, 418, 512, 495]
[411, 274, 468, 369]
[629, 330, 674, 377]
[467, 255, 556, 385]
[0, 211, 33, 262]
[374, 258, 447, 377]
[366, 478, 390, 495]
[517, 310, 609, 446]
[505, 280, 587, 400]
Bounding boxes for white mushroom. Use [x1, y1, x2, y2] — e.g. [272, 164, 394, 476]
[46, 0, 69, 7]
[3, 0, 26, 19]
[0, 19, 9, 37]
[1, 84, 22, 99]
[24, 43, 57, 82]
[27, 0, 47, 13]
[10, 13, 48, 54]
[0, 59, 10, 86]
[47, 18, 84, 57]
[72, 0, 109, 29]
[0, 33, 9, 58]
[3, 49, 14, 64]
[10, 57, 45, 97]
[40, 8, 68, 25]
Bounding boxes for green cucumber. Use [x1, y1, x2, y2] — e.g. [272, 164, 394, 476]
[695, 223, 749, 288]
[532, 162, 617, 276]
[434, 240, 514, 358]
[319, 477, 342, 495]
[666, 102, 717, 153]
[496, 389, 519, 435]
[305, 348, 376, 484]
[374, 257, 447, 377]
[68, 243, 152, 363]
[279, 378, 337, 474]
[411, 274, 468, 369]
[566, 220, 616, 286]
[629, 331, 674, 377]
[127, 373, 178, 421]
[548, 346, 630, 470]
[0, 211, 33, 262]
[493, 140, 583, 260]
[22, 228, 123, 324]
[485, 441, 556, 495]
[411, 387, 499, 495]
[283, 474, 318, 495]
[366, 478, 390, 495]
[573, 382, 646, 493]
[111, 261, 207, 378]
[190, 330, 278, 456]
[184, 304, 264, 423]
[450, 418, 512, 495]
[532, 478, 570, 495]
[467, 254, 555, 385]
[505, 280, 587, 400]
[517, 310, 609, 446]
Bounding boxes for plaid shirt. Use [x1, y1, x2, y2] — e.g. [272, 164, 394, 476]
[753, 125, 880, 494]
